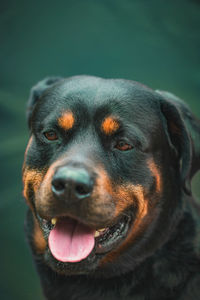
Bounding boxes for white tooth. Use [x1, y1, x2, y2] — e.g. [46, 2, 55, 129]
[98, 228, 106, 232]
[95, 231, 100, 237]
[51, 218, 57, 225]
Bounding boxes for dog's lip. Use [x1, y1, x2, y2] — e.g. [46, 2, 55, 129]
[37, 213, 132, 259]
[95, 214, 131, 254]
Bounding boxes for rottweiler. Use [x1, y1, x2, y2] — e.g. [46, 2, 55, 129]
[23, 76, 200, 300]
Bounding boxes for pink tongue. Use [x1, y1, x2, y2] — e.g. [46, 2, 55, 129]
[48, 218, 95, 263]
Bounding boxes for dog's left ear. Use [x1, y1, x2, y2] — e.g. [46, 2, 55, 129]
[156, 90, 200, 195]
[27, 77, 63, 128]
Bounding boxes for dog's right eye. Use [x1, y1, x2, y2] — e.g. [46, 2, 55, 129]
[44, 131, 58, 141]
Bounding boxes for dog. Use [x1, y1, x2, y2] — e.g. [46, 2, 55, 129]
[23, 75, 200, 300]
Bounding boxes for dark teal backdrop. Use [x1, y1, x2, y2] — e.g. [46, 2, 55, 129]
[0, 1, 199, 299]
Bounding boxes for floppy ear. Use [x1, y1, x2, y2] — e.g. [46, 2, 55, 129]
[27, 77, 63, 127]
[156, 90, 200, 195]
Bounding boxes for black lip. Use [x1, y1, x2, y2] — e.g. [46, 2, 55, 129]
[37, 212, 133, 270]
[95, 215, 131, 254]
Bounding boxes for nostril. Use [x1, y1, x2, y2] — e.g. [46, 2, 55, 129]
[75, 184, 90, 197]
[52, 178, 66, 194]
[51, 166, 94, 200]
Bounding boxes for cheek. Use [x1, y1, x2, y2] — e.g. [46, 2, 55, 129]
[100, 194, 152, 266]
[33, 215, 47, 254]
[147, 159, 162, 194]
[92, 167, 150, 221]
[23, 167, 46, 209]
[100, 162, 163, 264]
[88, 167, 116, 222]
[24, 135, 33, 158]
[113, 184, 146, 217]
[100, 184, 150, 265]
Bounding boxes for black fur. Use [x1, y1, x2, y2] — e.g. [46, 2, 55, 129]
[23, 76, 200, 299]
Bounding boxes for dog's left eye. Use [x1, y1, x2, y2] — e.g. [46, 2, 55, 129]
[115, 140, 133, 151]
[44, 131, 58, 141]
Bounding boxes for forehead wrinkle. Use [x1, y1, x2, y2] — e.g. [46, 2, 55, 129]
[58, 110, 75, 130]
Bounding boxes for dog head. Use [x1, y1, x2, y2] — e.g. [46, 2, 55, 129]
[23, 75, 199, 276]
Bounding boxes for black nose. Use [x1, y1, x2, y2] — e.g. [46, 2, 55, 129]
[51, 166, 93, 202]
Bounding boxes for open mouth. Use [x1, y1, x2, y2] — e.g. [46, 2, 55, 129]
[39, 214, 132, 263]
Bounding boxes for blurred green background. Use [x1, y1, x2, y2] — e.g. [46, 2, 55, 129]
[0, 0, 200, 299]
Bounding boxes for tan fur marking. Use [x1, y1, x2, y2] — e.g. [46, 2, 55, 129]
[24, 135, 33, 158]
[100, 184, 149, 265]
[114, 184, 145, 216]
[23, 168, 46, 209]
[101, 116, 119, 135]
[95, 167, 113, 195]
[58, 111, 75, 130]
[33, 216, 47, 253]
[93, 167, 148, 223]
[148, 159, 162, 193]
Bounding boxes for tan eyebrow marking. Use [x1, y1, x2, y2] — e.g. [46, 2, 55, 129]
[101, 116, 120, 135]
[58, 111, 75, 130]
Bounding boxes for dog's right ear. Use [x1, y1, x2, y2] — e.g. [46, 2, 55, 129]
[27, 77, 63, 128]
[156, 90, 200, 195]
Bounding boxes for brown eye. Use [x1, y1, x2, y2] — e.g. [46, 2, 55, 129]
[44, 131, 58, 141]
[115, 140, 133, 151]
